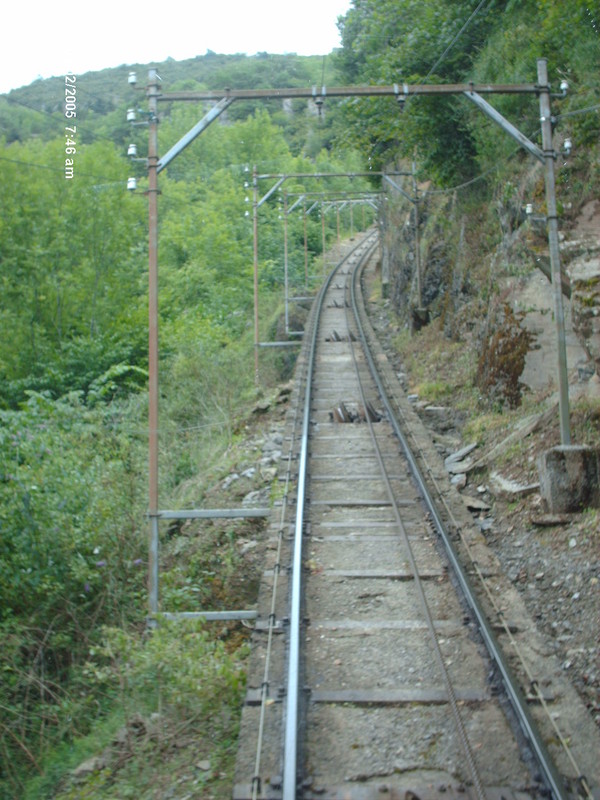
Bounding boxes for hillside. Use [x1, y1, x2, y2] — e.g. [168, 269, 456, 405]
[0, 53, 332, 145]
[1, 1, 599, 796]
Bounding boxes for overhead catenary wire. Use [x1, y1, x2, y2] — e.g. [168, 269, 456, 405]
[424, 95, 600, 196]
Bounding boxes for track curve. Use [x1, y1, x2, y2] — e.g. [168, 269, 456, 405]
[233, 231, 593, 800]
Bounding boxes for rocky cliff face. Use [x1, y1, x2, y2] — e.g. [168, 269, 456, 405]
[566, 200, 600, 379]
[382, 180, 600, 393]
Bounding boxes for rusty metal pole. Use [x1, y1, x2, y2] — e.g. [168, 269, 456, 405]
[336, 202, 340, 244]
[350, 202, 354, 238]
[284, 190, 289, 334]
[303, 200, 308, 289]
[321, 202, 326, 275]
[253, 166, 259, 384]
[147, 69, 160, 619]
[538, 58, 571, 444]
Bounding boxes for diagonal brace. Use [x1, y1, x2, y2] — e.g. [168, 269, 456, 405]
[464, 91, 545, 163]
[257, 177, 286, 208]
[157, 97, 234, 173]
[382, 174, 415, 203]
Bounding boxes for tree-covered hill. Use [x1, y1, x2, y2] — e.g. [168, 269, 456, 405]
[335, 0, 600, 183]
[0, 50, 374, 798]
[1, 2, 599, 795]
[0, 52, 334, 146]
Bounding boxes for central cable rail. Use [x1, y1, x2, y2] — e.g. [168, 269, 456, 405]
[344, 254, 486, 799]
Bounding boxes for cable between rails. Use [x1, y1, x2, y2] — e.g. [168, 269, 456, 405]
[352, 254, 573, 800]
[345, 242, 487, 798]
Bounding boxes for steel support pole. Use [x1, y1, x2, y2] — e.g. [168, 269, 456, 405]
[303, 200, 308, 288]
[538, 58, 571, 444]
[413, 162, 422, 309]
[321, 202, 325, 274]
[253, 166, 259, 384]
[147, 70, 160, 618]
[284, 191, 289, 334]
[380, 193, 389, 296]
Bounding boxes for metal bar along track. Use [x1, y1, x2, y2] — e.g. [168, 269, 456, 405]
[283, 233, 379, 799]
[234, 231, 578, 800]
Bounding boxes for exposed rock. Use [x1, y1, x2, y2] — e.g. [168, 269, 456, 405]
[445, 443, 477, 476]
[72, 756, 107, 778]
[444, 442, 478, 468]
[462, 495, 491, 512]
[239, 539, 257, 554]
[569, 255, 600, 378]
[421, 405, 455, 433]
[447, 459, 473, 474]
[489, 471, 540, 499]
[450, 473, 467, 489]
[222, 472, 240, 489]
[565, 199, 600, 377]
[242, 488, 271, 507]
[276, 383, 293, 403]
[467, 406, 557, 471]
[530, 513, 572, 527]
[253, 400, 271, 414]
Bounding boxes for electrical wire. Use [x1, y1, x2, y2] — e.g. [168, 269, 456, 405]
[555, 103, 600, 119]
[0, 154, 126, 183]
[425, 0, 494, 80]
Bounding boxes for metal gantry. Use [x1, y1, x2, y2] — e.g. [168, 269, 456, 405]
[133, 61, 572, 652]
[252, 170, 396, 350]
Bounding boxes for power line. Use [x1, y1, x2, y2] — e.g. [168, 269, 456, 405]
[0, 154, 126, 183]
[425, 0, 494, 80]
[556, 103, 600, 119]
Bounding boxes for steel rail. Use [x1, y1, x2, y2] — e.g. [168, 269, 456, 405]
[251, 345, 307, 800]
[282, 231, 378, 800]
[350, 255, 570, 800]
[369, 328, 594, 799]
[344, 245, 486, 799]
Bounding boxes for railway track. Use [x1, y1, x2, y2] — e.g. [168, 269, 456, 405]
[233, 232, 598, 800]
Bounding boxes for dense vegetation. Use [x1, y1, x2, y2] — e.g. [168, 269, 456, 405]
[0, 1, 598, 796]
[0, 53, 374, 798]
[335, 0, 600, 184]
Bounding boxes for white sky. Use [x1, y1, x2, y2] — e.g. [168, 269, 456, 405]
[2, 0, 352, 94]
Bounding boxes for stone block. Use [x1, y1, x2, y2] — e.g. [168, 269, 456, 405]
[537, 445, 600, 513]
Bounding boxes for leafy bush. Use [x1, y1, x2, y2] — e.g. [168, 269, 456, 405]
[96, 621, 246, 720]
[0, 393, 146, 795]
